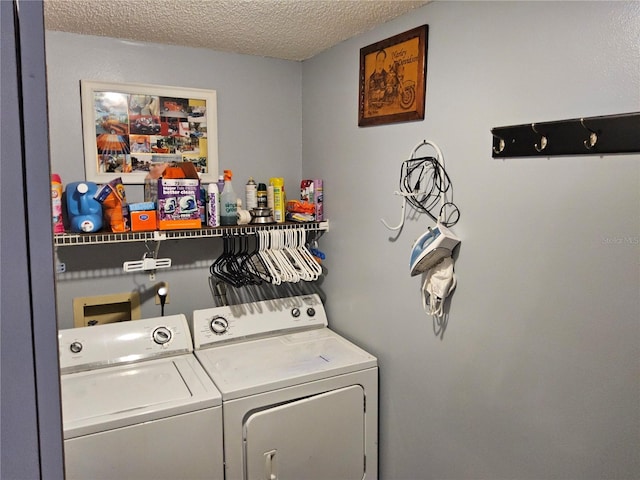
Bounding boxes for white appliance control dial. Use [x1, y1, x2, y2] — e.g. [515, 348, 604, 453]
[59, 314, 192, 373]
[210, 316, 229, 335]
[191, 295, 328, 349]
[152, 326, 172, 345]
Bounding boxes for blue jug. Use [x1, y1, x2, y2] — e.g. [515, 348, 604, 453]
[65, 182, 103, 233]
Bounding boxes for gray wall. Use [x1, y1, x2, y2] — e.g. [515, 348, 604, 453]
[44, 1, 639, 479]
[45, 32, 304, 327]
[302, 1, 639, 479]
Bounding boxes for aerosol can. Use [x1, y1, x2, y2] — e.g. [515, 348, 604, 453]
[207, 182, 220, 227]
[245, 177, 257, 210]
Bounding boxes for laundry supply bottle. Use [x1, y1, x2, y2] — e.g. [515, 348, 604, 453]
[267, 184, 275, 210]
[51, 174, 65, 233]
[216, 174, 225, 194]
[65, 181, 103, 233]
[207, 182, 220, 227]
[199, 184, 207, 225]
[270, 177, 285, 223]
[245, 177, 257, 210]
[220, 170, 238, 226]
[257, 183, 268, 208]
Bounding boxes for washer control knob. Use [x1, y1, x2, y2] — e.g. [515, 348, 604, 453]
[152, 326, 172, 345]
[210, 316, 229, 335]
[306, 307, 316, 317]
[69, 341, 83, 354]
[291, 308, 301, 318]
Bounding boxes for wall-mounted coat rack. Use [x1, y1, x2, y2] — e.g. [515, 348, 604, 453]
[491, 112, 640, 158]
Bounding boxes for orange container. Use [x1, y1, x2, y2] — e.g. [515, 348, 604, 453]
[130, 210, 157, 232]
[129, 202, 157, 232]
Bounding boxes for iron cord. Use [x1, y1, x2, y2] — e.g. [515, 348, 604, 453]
[399, 155, 460, 227]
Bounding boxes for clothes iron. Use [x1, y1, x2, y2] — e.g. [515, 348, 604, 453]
[409, 223, 460, 276]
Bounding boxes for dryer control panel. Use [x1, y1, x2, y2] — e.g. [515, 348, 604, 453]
[58, 314, 193, 374]
[192, 294, 327, 349]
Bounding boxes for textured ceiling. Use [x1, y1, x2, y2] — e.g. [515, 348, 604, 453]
[43, 0, 429, 61]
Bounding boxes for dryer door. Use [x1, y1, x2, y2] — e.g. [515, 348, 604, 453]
[244, 385, 365, 480]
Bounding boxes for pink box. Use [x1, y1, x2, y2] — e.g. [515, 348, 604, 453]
[300, 179, 323, 221]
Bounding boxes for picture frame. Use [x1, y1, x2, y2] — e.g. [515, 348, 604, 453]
[81, 80, 218, 184]
[358, 25, 429, 127]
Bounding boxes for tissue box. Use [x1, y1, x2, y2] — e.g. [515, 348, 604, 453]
[157, 162, 201, 230]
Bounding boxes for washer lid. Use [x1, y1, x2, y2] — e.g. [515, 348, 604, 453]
[195, 328, 377, 400]
[61, 354, 221, 439]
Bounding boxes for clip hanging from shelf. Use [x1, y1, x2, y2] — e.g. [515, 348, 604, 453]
[123, 239, 171, 277]
[123, 255, 172, 273]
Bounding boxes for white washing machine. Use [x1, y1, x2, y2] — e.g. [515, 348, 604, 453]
[191, 294, 378, 480]
[58, 314, 224, 480]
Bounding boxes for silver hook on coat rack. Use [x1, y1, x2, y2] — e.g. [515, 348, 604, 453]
[381, 140, 446, 231]
[580, 118, 598, 150]
[492, 133, 506, 154]
[532, 123, 548, 152]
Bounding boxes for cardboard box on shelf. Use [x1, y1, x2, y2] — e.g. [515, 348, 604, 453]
[300, 179, 323, 221]
[157, 162, 201, 230]
[129, 202, 157, 232]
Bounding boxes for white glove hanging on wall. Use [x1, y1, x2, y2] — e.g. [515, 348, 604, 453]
[422, 256, 457, 319]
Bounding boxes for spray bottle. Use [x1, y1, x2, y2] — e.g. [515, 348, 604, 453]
[216, 174, 225, 194]
[220, 170, 237, 226]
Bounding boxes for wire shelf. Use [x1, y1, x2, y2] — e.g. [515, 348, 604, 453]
[54, 220, 329, 246]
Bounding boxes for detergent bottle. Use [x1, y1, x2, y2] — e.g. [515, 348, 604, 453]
[220, 170, 237, 226]
[51, 174, 65, 233]
[65, 181, 103, 233]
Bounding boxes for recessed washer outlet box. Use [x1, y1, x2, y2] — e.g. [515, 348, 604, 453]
[73, 292, 141, 328]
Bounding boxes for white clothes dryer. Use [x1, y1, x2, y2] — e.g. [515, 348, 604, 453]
[191, 294, 378, 480]
[58, 314, 224, 480]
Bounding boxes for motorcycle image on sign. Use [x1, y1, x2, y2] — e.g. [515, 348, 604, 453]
[367, 51, 417, 114]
